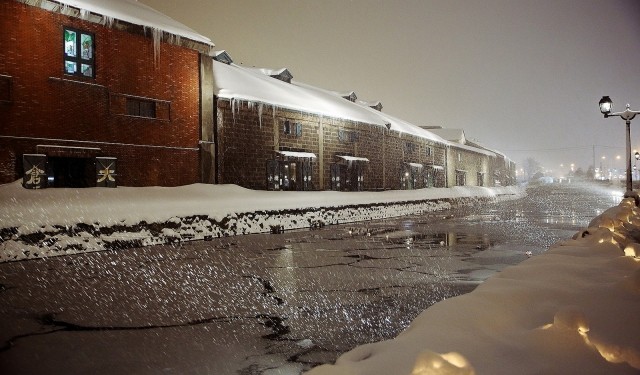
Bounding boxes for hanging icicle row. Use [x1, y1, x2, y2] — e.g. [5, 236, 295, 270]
[21, 0, 43, 7]
[79, 8, 90, 20]
[101, 15, 114, 28]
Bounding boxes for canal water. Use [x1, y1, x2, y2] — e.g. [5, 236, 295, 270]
[0, 182, 624, 374]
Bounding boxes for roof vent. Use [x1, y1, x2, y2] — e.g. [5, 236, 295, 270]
[341, 91, 357, 102]
[359, 100, 383, 111]
[269, 68, 293, 83]
[213, 50, 233, 64]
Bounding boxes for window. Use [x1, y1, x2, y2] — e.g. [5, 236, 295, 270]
[109, 93, 170, 121]
[64, 27, 95, 78]
[283, 120, 302, 137]
[477, 172, 484, 187]
[0, 75, 11, 102]
[426, 146, 433, 157]
[404, 142, 416, 154]
[338, 129, 358, 143]
[456, 170, 466, 186]
[126, 98, 157, 118]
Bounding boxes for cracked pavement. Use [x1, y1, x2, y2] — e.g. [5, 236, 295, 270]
[0, 183, 622, 374]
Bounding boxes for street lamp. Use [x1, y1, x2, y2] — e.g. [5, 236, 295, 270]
[599, 96, 640, 194]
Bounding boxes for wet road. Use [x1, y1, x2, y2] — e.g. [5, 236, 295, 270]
[0, 182, 624, 374]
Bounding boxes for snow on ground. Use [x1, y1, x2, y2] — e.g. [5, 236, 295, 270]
[1, 181, 638, 373]
[307, 196, 640, 375]
[0, 181, 521, 262]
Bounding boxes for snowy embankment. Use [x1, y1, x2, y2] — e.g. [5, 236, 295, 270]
[307, 197, 640, 375]
[0, 181, 522, 262]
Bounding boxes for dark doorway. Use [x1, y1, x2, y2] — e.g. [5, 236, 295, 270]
[47, 157, 94, 188]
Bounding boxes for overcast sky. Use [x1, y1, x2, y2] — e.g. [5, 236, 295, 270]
[141, 0, 640, 174]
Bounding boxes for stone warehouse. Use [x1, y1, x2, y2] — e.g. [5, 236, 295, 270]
[0, 0, 515, 191]
[208, 56, 514, 191]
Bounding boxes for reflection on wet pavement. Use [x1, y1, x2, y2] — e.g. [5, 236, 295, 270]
[0, 183, 624, 374]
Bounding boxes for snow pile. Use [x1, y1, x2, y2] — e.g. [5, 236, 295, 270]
[306, 197, 640, 375]
[0, 181, 522, 262]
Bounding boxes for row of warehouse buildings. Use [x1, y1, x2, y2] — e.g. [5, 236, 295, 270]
[0, 0, 516, 192]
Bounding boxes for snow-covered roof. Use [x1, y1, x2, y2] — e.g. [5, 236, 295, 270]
[427, 127, 467, 144]
[211, 60, 447, 144]
[52, 0, 213, 46]
[247, 67, 293, 83]
[276, 150, 316, 159]
[357, 100, 383, 111]
[337, 155, 369, 162]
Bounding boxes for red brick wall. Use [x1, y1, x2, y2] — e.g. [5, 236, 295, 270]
[0, 1, 201, 186]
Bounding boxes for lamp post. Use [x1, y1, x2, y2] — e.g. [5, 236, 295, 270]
[633, 151, 640, 181]
[599, 96, 640, 194]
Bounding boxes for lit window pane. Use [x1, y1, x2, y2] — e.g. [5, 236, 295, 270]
[64, 29, 77, 57]
[81, 64, 92, 77]
[80, 33, 92, 60]
[65, 61, 77, 74]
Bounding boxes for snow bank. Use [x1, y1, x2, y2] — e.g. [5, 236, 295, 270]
[0, 181, 522, 262]
[306, 197, 640, 375]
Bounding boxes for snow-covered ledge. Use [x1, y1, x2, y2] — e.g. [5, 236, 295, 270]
[307, 197, 640, 375]
[0, 182, 522, 262]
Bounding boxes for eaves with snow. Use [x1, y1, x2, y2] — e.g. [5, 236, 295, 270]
[212, 60, 448, 145]
[37, 0, 214, 47]
[426, 127, 497, 157]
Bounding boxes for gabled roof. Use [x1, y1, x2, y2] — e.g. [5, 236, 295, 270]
[50, 0, 213, 46]
[211, 61, 447, 144]
[424, 127, 466, 144]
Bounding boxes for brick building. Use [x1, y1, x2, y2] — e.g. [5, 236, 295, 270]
[1, 0, 515, 191]
[423, 127, 517, 188]
[209, 57, 453, 191]
[0, 0, 213, 188]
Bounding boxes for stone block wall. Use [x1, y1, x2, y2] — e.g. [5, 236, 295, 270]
[215, 97, 453, 191]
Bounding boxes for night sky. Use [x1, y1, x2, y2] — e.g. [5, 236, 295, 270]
[141, 0, 640, 175]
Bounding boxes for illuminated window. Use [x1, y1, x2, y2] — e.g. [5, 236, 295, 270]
[64, 27, 95, 78]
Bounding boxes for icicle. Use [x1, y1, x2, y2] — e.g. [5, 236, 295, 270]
[60, 3, 71, 15]
[101, 15, 114, 28]
[151, 28, 162, 66]
[79, 8, 90, 20]
[258, 103, 264, 129]
[231, 98, 237, 125]
[23, 0, 43, 7]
